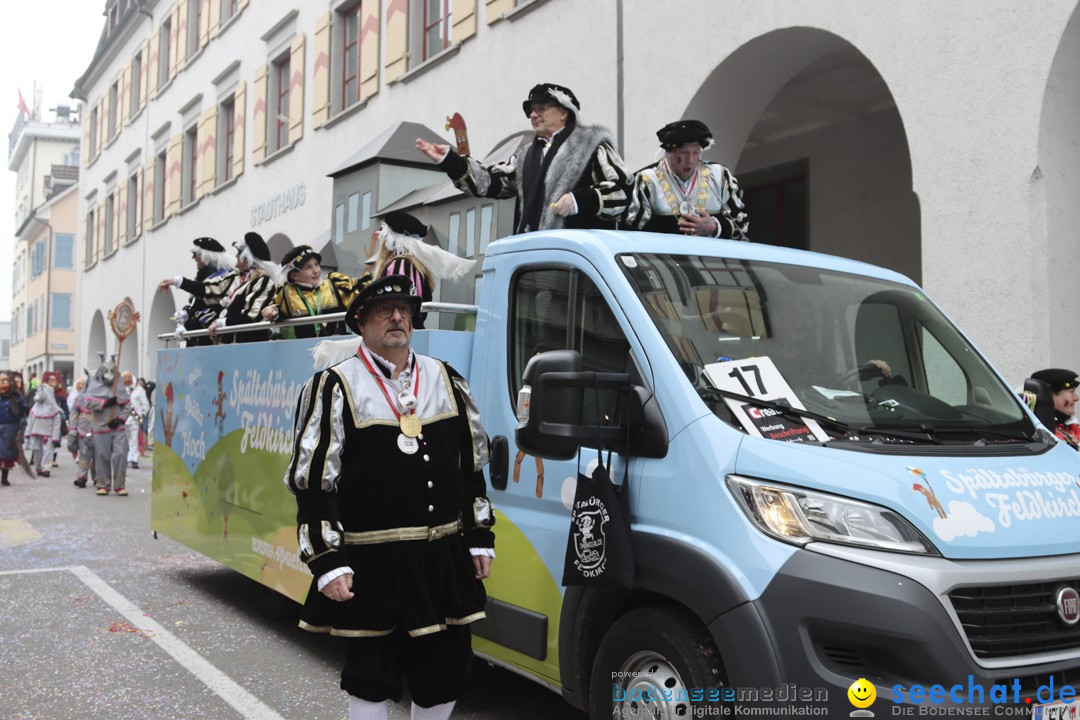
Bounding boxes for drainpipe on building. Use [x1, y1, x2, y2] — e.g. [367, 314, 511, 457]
[28, 215, 53, 375]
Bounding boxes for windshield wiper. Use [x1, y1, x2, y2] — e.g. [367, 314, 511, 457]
[885, 424, 1036, 443]
[697, 386, 851, 433]
[698, 387, 948, 444]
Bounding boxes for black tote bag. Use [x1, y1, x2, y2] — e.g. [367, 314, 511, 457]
[562, 448, 634, 589]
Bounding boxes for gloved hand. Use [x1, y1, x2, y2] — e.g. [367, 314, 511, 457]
[106, 417, 124, 430]
[173, 308, 189, 324]
[103, 396, 118, 408]
[174, 325, 187, 340]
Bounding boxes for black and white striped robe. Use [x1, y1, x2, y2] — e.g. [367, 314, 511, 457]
[625, 160, 750, 241]
[285, 348, 493, 637]
[439, 123, 631, 233]
[220, 270, 279, 343]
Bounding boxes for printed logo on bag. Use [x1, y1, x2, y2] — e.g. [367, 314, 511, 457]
[571, 499, 610, 578]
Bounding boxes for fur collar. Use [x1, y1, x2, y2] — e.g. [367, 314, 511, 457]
[514, 124, 615, 231]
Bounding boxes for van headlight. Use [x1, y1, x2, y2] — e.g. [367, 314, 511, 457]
[726, 476, 939, 555]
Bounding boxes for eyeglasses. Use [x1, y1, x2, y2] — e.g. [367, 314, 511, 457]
[529, 103, 553, 115]
[372, 303, 415, 320]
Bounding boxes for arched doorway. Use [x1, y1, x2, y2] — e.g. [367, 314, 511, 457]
[266, 232, 293, 265]
[685, 28, 921, 281]
[1038, 3, 1080, 366]
[87, 310, 107, 370]
[146, 289, 177, 376]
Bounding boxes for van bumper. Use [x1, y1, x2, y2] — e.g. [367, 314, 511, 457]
[709, 548, 1080, 711]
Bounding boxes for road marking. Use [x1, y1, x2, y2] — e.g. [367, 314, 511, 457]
[0, 565, 287, 720]
[0, 519, 42, 548]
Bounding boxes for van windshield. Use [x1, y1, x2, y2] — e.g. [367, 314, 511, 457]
[619, 253, 1036, 445]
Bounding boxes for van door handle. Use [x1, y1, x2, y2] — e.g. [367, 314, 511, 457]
[489, 435, 509, 490]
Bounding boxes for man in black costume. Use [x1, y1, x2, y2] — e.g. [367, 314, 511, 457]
[416, 82, 631, 233]
[286, 275, 494, 720]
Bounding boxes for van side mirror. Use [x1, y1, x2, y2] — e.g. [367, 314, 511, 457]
[515, 350, 668, 460]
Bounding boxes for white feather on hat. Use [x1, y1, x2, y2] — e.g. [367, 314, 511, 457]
[547, 87, 584, 125]
[376, 223, 475, 282]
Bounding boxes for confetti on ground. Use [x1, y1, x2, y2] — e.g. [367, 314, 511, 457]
[107, 620, 154, 639]
[72, 595, 92, 603]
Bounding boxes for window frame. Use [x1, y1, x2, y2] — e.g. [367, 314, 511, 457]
[182, 123, 198, 207]
[130, 50, 143, 117]
[422, 0, 451, 61]
[217, 95, 236, 185]
[159, 16, 173, 88]
[126, 171, 141, 241]
[340, 2, 362, 111]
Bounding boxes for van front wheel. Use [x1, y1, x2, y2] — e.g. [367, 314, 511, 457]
[589, 605, 725, 720]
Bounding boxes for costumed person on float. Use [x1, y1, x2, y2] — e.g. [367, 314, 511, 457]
[286, 275, 495, 720]
[625, 120, 749, 239]
[1030, 368, 1080, 448]
[78, 356, 131, 495]
[416, 83, 632, 232]
[0, 372, 26, 486]
[368, 211, 475, 330]
[25, 383, 63, 477]
[261, 244, 365, 338]
[170, 237, 236, 346]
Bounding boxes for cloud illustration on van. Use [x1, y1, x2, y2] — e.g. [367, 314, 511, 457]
[932, 501, 995, 541]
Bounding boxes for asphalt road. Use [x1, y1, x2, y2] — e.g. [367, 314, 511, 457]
[0, 453, 584, 720]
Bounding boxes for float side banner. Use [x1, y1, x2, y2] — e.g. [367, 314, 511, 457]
[152, 338, 327, 603]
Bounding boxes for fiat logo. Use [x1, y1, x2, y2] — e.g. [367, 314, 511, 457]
[1057, 586, 1079, 626]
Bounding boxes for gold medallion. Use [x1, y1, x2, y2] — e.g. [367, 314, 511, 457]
[400, 413, 422, 438]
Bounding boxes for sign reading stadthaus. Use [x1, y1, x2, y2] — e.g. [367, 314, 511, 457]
[250, 182, 306, 227]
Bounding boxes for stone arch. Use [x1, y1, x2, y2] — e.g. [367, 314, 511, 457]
[87, 310, 107, 372]
[685, 27, 921, 281]
[266, 232, 293, 264]
[146, 289, 178, 374]
[1038, 2, 1080, 366]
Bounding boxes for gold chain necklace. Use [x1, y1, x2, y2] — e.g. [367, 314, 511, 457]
[656, 162, 711, 218]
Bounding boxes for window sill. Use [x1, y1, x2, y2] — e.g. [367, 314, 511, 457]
[398, 43, 462, 85]
[124, 232, 142, 247]
[128, 106, 144, 125]
[212, 176, 239, 195]
[322, 99, 368, 130]
[217, 9, 242, 37]
[178, 197, 201, 215]
[502, 0, 552, 22]
[105, 133, 119, 150]
[84, 259, 97, 271]
[184, 47, 205, 71]
[102, 248, 118, 261]
[154, 76, 175, 99]
[150, 217, 169, 232]
[258, 142, 296, 167]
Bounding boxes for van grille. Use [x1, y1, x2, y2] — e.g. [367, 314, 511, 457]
[949, 580, 1080, 659]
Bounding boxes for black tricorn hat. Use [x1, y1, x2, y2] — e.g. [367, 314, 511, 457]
[193, 237, 225, 253]
[281, 244, 322, 272]
[521, 83, 580, 117]
[236, 231, 272, 262]
[381, 211, 428, 238]
[657, 119, 714, 150]
[1031, 368, 1080, 393]
[344, 275, 422, 335]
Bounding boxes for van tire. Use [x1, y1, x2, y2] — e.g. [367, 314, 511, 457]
[588, 605, 725, 720]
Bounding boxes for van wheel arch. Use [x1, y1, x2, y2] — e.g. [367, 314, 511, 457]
[588, 604, 726, 720]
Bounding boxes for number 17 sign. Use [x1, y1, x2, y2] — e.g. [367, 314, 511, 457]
[703, 357, 831, 443]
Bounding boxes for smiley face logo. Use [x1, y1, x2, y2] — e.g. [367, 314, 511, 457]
[848, 678, 876, 708]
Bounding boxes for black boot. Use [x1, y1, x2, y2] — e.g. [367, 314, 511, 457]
[73, 476, 87, 488]
[1, 468, 9, 486]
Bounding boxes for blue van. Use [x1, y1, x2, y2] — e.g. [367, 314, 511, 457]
[153, 230, 1080, 719]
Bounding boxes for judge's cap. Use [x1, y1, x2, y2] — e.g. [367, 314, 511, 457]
[657, 120, 714, 150]
[345, 275, 421, 335]
[1031, 368, 1080, 393]
[234, 231, 272, 262]
[281, 244, 322, 272]
[381, 211, 428, 239]
[192, 237, 225, 253]
[522, 83, 580, 117]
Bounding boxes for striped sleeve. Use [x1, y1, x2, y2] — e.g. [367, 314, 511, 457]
[439, 149, 518, 200]
[238, 275, 280, 321]
[574, 141, 632, 221]
[721, 167, 750, 241]
[624, 167, 657, 229]
[285, 371, 349, 575]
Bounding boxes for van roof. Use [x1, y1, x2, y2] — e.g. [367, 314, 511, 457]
[485, 229, 917, 288]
